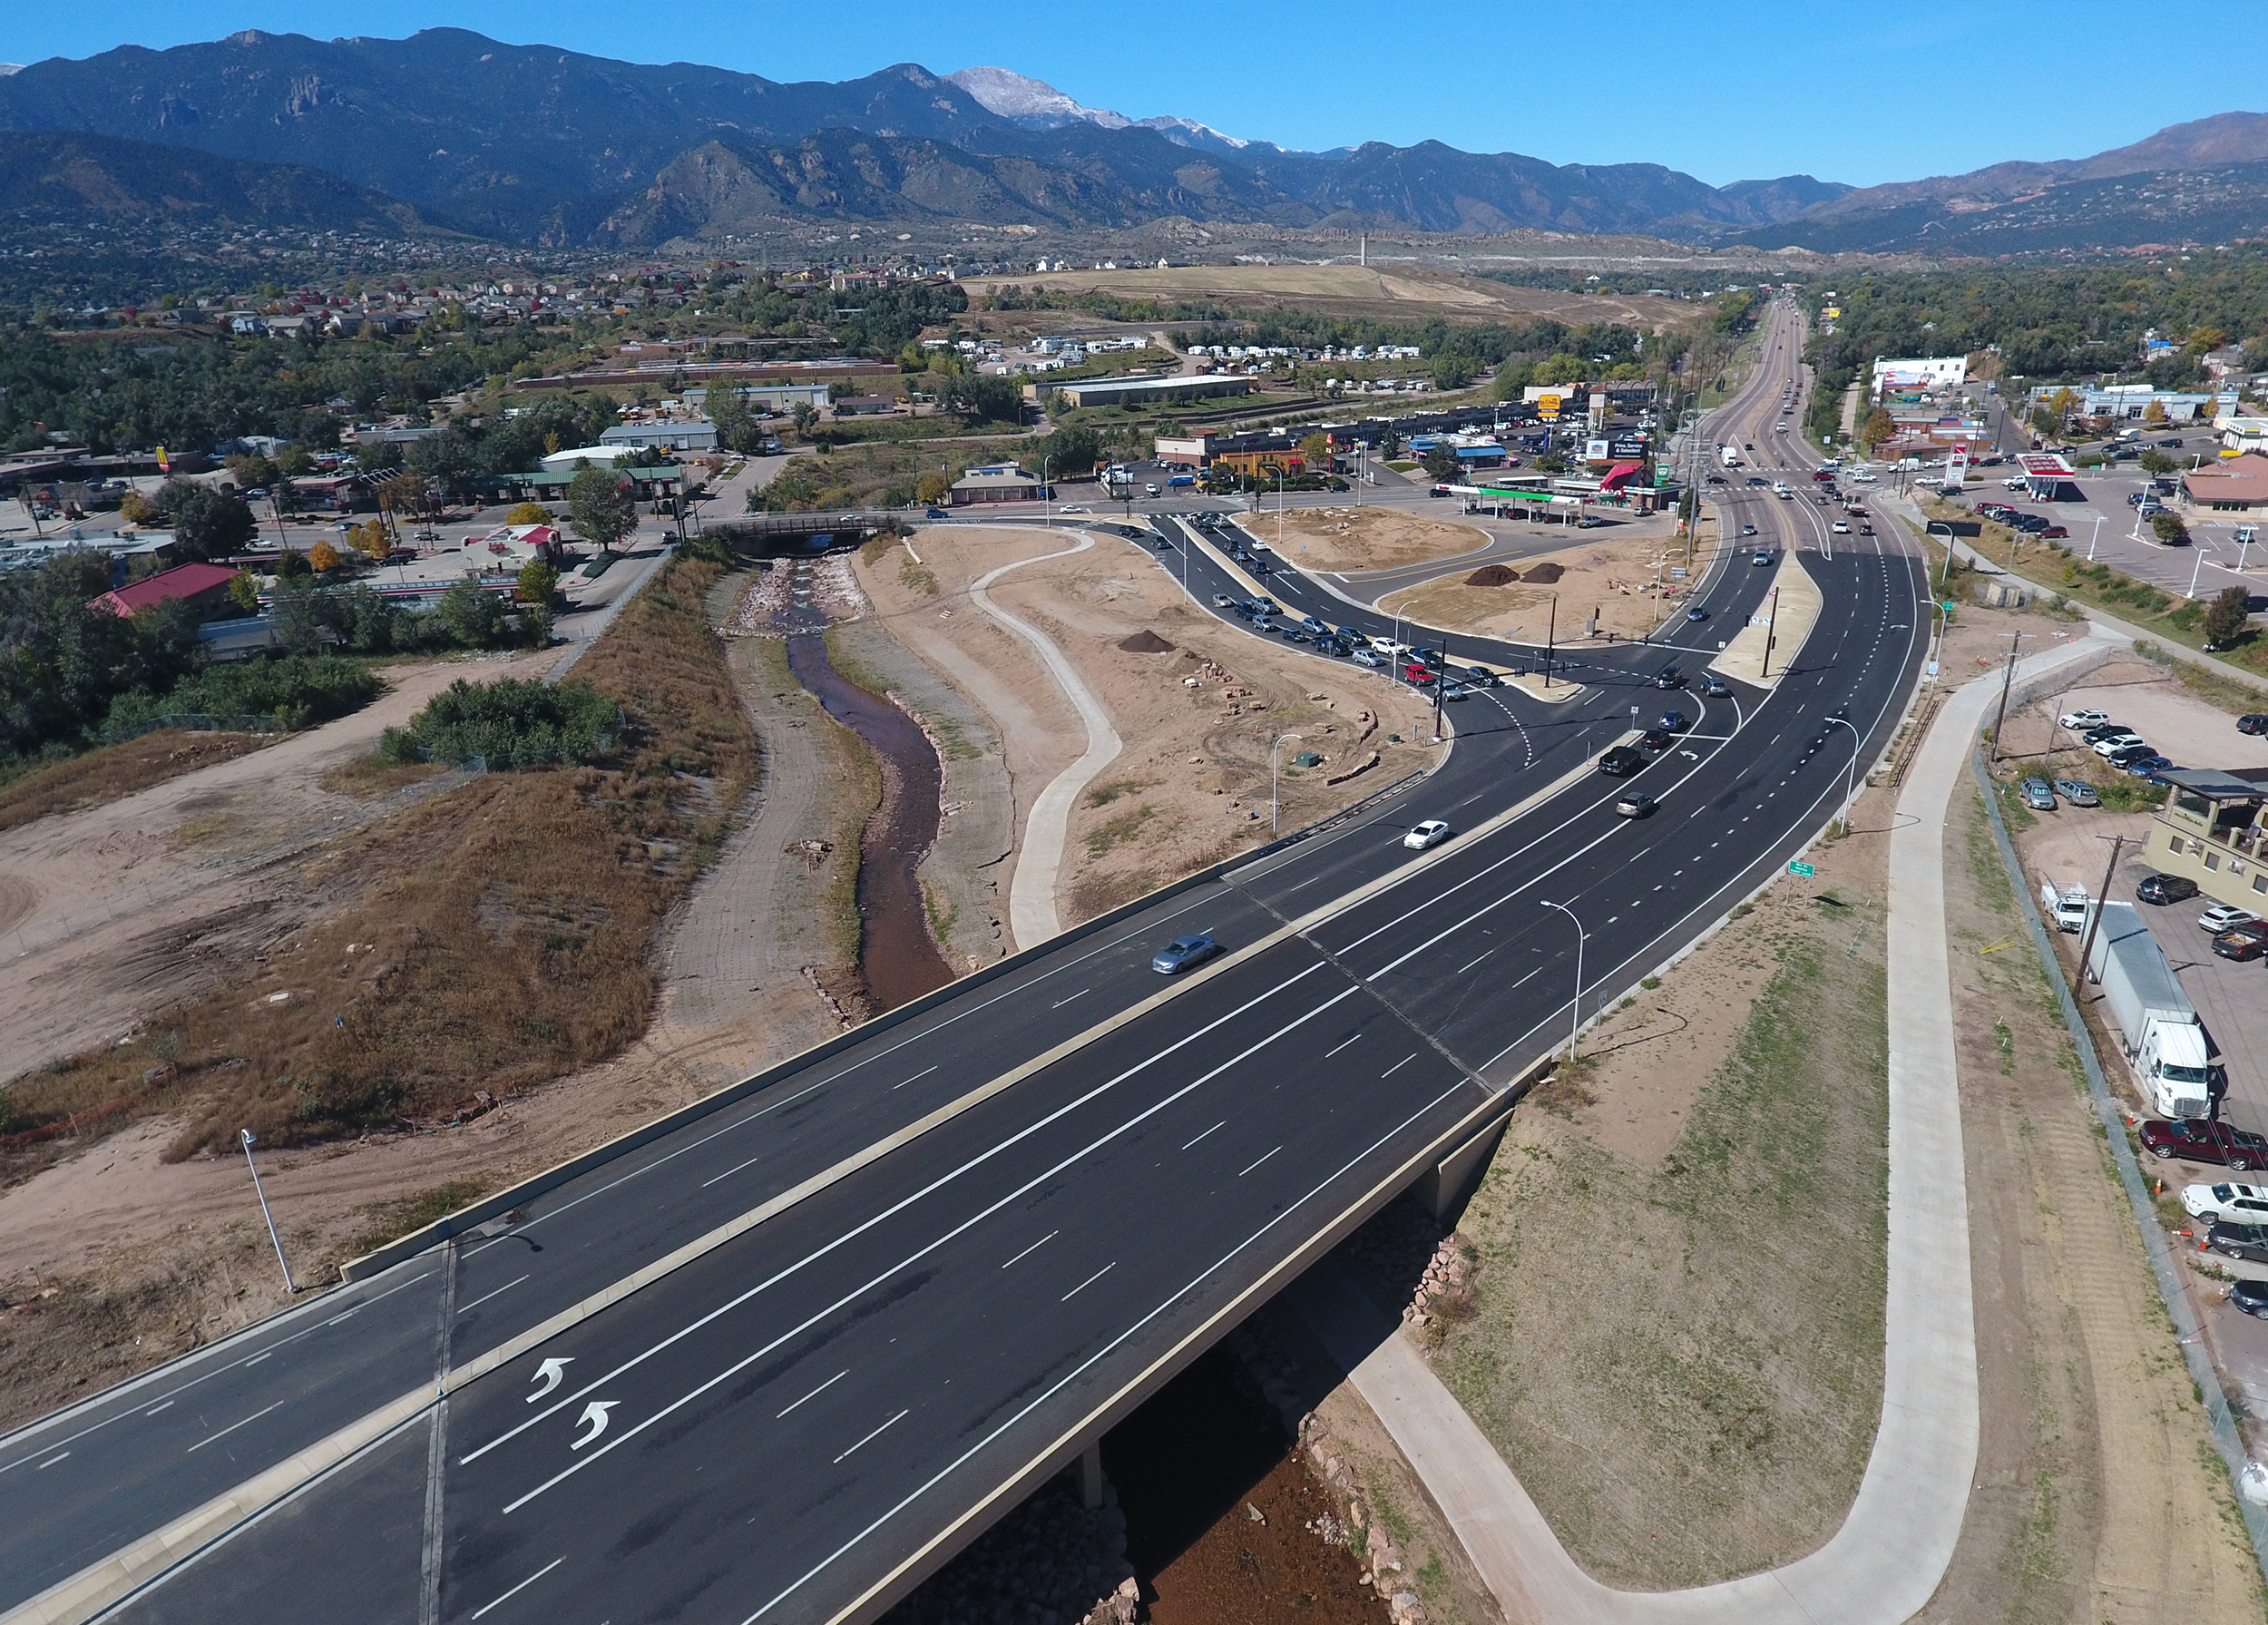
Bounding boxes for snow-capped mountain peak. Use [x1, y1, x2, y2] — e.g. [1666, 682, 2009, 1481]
[947, 65, 1264, 155]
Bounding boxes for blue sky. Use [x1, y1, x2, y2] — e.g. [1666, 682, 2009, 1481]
[7, 1, 2251, 189]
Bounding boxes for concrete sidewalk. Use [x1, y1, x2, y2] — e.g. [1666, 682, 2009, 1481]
[1297, 629, 2116, 1623]
[966, 531, 1123, 950]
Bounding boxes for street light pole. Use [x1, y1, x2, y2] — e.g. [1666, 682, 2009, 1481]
[1271, 732, 1305, 832]
[2087, 513, 2103, 562]
[2187, 542, 2214, 600]
[1540, 899, 1589, 1062]
[240, 1129, 297, 1293]
[1825, 713, 1861, 833]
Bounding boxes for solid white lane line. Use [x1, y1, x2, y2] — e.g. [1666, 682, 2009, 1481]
[459, 1275, 532, 1315]
[142, 1401, 173, 1417]
[1181, 1122, 1225, 1151]
[834, 1410, 909, 1464]
[776, 1371, 847, 1419]
[740, 1072, 1476, 1624]
[38, 1453, 67, 1469]
[1456, 950, 1493, 974]
[1000, 1231, 1059, 1270]
[1381, 1055, 1415, 1080]
[1323, 1033, 1362, 1058]
[1510, 967, 1543, 990]
[469, 1558, 562, 1620]
[1051, 989, 1090, 1009]
[184, 1402, 281, 1454]
[243, 1354, 271, 1367]
[894, 1065, 940, 1091]
[1239, 1148, 1282, 1178]
[469, 967, 1348, 1473]
[1061, 1264, 1117, 1302]
[701, 1152, 765, 1189]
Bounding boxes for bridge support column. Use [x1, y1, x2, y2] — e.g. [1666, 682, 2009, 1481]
[1078, 1442, 1105, 1510]
[1412, 1106, 1517, 1222]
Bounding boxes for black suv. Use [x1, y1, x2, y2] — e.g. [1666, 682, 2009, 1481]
[1598, 745, 1647, 778]
[2136, 873, 2201, 905]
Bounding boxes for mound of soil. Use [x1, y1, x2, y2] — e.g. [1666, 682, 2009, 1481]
[1465, 564, 1518, 587]
[1521, 562, 1567, 583]
[1117, 629, 1177, 653]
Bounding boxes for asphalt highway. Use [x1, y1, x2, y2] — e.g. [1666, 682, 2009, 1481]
[0, 299, 1930, 1625]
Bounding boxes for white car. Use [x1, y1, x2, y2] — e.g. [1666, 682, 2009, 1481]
[1831, 521, 1851, 534]
[1370, 637, 1411, 656]
[1403, 819, 1452, 851]
[1060, 504, 1089, 514]
[2181, 1181, 2268, 1224]
[2199, 904, 2259, 935]
[2058, 709, 2111, 730]
[2091, 733, 2146, 759]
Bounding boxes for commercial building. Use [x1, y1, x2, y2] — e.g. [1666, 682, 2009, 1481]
[90, 561, 243, 620]
[2149, 768, 2268, 909]
[2029, 384, 2238, 425]
[689, 383, 831, 412]
[2214, 413, 2268, 456]
[2179, 453, 2268, 514]
[599, 421, 719, 452]
[1872, 357, 1968, 391]
[1037, 374, 1254, 410]
[542, 445, 645, 472]
[949, 465, 1048, 505]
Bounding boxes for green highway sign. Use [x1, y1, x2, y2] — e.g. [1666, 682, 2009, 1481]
[1788, 860, 1816, 877]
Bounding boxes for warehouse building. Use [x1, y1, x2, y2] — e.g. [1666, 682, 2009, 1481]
[1035, 374, 1254, 410]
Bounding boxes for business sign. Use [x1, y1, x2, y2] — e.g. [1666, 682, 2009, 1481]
[1537, 393, 1562, 420]
[1585, 438, 1611, 462]
[1608, 436, 1649, 460]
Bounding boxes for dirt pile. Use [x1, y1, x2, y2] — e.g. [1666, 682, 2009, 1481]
[1520, 561, 1564, 583]
[1462, 565, 1516, 587]
[1117, 629, 1177, 653]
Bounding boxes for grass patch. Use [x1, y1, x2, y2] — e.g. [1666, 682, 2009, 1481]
[1083, 802, 1158, 857]
[350, 1179, 494, 1257]
[1084, 778, 1151, 809]
[319, 757, 448, 801]
[4, 555, 760, 1161]
[1439, 913, 1888, 1588]
[0, 729, 275, 834]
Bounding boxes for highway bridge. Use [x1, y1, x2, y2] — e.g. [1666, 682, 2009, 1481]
[0, 300, 1931, 1625]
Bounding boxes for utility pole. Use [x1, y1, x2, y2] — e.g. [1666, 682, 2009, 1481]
[1760, 585, 1781, 679]
[1543, 596, 1556, 690]
[2073, 833, 2126, 991]
[1989, 631, 2022, 762]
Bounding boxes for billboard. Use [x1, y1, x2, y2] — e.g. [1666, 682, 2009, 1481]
[1608, 436, 1649, 460]
[1585, 438, 1611, 462]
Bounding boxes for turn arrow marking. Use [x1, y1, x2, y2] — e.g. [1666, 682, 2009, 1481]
[572, 1401, 616, 1450]
[526, 1357, 572, 1402]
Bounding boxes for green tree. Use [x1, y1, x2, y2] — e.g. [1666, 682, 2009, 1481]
[2204, 584, 2252, 647]
[2151, 512, 2189, 544]
[437, 581, 507, 647]
[2137, 449, 2177, 475]
[1299, 432, 1335, 475]
[515, 559, 561, 605]
[1862, 406, 1896, 450]
[227, 571, 263, 616]
[153, 482, 256, 562]
[565, 465, 635, 556]
[1420, 444, 1462, 481]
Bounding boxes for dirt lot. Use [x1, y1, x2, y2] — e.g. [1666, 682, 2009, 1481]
[0, 729, 279, 836]
[959, 263, 1697, 332]
[1376, 517, 1709, 645]
[1428, 797, 1892, 1590]
[856, 526, 1440, 925]
[1251, 507, 1488, 573]
[0, 651, 552, 1086]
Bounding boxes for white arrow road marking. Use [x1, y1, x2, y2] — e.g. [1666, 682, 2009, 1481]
[527, 1357, 572, 1402]
[571, 1401, 616, 1450]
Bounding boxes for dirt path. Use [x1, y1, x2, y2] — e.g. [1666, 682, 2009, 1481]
[857, 525, 1439, 926]
[0, 652, 552, 1083]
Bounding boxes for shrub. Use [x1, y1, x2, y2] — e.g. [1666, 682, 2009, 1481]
[380, 677, 621, 768]
[505, 502, 553, 526]
[102, 653, 381, 736]
[2204, 584, 2252, 648]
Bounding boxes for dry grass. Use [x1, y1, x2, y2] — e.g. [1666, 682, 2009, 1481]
[0, 731, 277, 835]
[318, 757, 447, 800]
[1, 556, 759, 1162]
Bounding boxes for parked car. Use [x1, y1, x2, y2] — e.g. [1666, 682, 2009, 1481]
[2019, 777, 2056, 811]
[1403, 819, 1452, 852]
[1598, 745, 1647, 777]
[2238, 714, 2268, 736]
[2136, 873, 2201, 905]
[2052, 779, 2100, 808]
[2140, 1118, 2268, 1170]
[2081, 722, 2131, 743]
[2233, 1278, 2268, 1318]
[2038, 525, 2069, 540]
[2183, 1181, 2268, 1223]
[2092, 734, 2147, 759]
[2058, 709, 2111, 730]
[2207, 1221, 2268, 1264]
[1614, 790, 1657, 817]
[1150, 934, 1221, 975]
[2212, 925, 2268, 963]
[2122, 755, 2175, 777]
[2199, 904, 2260, 935]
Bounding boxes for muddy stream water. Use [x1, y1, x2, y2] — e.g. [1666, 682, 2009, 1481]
[785, 631, 954, 1011]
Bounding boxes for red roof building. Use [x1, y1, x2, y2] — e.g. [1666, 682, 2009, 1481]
[92, 562, 244, 620]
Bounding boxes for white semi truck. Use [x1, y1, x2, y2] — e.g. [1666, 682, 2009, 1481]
[2085, 901, 2214, 1119]
[1721, 445, 1741, 469]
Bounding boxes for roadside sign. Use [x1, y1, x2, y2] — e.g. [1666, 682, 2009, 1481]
[1787, 860, 1816, 877]
[1942, 601, 1956, 612]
